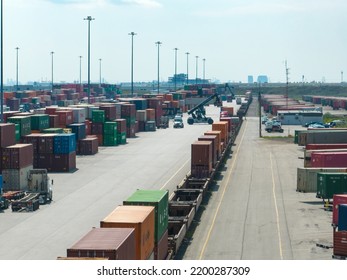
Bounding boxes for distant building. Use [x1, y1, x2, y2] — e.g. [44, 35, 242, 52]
[257, 75, 269, 83]
[248, 75, 254, 84]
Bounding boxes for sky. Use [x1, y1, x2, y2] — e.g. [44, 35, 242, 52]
[2, 0, 347, 85]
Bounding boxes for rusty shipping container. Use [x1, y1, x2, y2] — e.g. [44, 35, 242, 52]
[67, 228, 136, 260]
[2, 144, 33, 169]
[333, 194, 347, 226]
[100, 205, 155, 260]
[0, 123, 16, 148]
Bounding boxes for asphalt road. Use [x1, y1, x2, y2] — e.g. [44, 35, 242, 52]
[180, 99, 333, 260]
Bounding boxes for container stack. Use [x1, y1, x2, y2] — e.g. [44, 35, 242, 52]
[91, 110, 105, 146]
[204, 130, 222, 159]
[7, 116, 31, 137]
[1, 144, 33, 191]
[212, 121, 229, 149]
[121, 104, 136, 138]
[333, 195, 347, 258]
[147, 98, 163, 127]
[103, 122, 118, 146]
[100, 205, 155, 260]
[136, 110, 147, 132]
[0, 123, 18, 173]
[123, 189, 169, 260]
[115, 119, 127, 145]
[316, 173, 347, 200]
[198, 135, 218, 167]
[30, 114, 50, 132]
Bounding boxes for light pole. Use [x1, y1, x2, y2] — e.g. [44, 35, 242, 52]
[0, 0, 3, 122]
[15, 47, 19, 91]
[50, 51, 54, 92]
[174, 48, 178, 91]
[129, 32, 137, 96]
[155, 41, 162, 94]
[203, 58, 206, 82]
[195, 55, 199, 85]
[99, 58, 102, 86]
[185, 52, 189, 85]
[79, 56, 82, 91]
[84, 15, 95, 104]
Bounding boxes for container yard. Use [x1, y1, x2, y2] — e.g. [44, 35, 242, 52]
[0, 85, 347, 261]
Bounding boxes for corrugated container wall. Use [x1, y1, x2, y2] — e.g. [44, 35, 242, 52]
[338, 204, 347, 231]
[316, 173, 347, 199]
[2, 144, 33, 169]
[2, 165, 33, 191]
[311, 152, 347, 168]
[0, 123, 16, 148]
[333, 194, 347, 226]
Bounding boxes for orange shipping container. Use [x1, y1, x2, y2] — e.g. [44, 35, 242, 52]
[204, 130, 222, 158]
[100, 205, 155, 260]
[212, 121, 228, 144]
[146, 108, 156, 121]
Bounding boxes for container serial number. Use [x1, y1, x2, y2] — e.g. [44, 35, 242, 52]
[190, 266, 250, 276]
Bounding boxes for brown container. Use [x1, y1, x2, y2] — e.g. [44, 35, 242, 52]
[100, 205, 155, 260]
[91, 122, 103, 135]
[191, 140, 213, 166]
[2, 144, 33, 169]
[45, 107, 57, 115]
[22, 133, 42, 154]
[212, 121, 229, 144]
[154, 229, 168, 260]
[38, 134, 56, 154]
[51, 152, 76, 172]
[115, 119, 127, 133]
[198, 135, 218, 167]
[204, 130, 222, 158]
[78, 137, 98, 155]
[99, 105, 117, 121]
[220, 117, 232, 133]
[0, 123, 16, 148]
[333, 230, 347, 257]
[67, 228, 136, 260]
[85, 120, 92, 135]
[49, 115, 59, 128]
[120, 104, 136, 117]
[56, 110, 73, 127]
[146, 109, 156, 121]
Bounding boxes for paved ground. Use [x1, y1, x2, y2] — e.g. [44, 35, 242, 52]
[179, 99, 333, 260]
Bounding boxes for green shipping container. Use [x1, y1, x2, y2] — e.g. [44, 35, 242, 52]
[92, 110, 105, 123]
[31, 114, 49, 131]
[103, 122, 117, 135]
[103, 134, 118, 146]
[317, 173, 347, 199]
[294, 130, 300, 144]
[42, 128, 64, 134]
[117, 132, 126, 144]
[123, 189, 168, 242]
[125, 117, 136, 127]
[15, 124, 20, 141]
[8, 116, 31, 136]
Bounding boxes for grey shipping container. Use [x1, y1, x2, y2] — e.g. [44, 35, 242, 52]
[297, 167, 347, 193]
[299, 130, 347, 146]
[2, 165, 33, 191]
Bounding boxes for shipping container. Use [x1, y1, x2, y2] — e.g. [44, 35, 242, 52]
[30, 114, 49, 131]
[311, 152, 347, 168]
[333, 194, 347, 226]
[100, 205, 155, 260]
[338, 204, 347, 231]
[67, 123, 86, 141]
[78, 137, 98, 155]
[2, 144, 33, 169]
[54, 134, 76, 154]
[2, 165, 33, 191]
[67, 228, 136, 260]
[191, 140, 213, 179]
[154, 229, 168, 260]
[146, 109, 156, 121]
[7, 116, 31, 136]
[306, 143, 347, 150]
[136, 110, 147, 122]
[198, 135, 218, 167]
[49, 115, 59, 128]
[103, 122, 117, 135]
[204, 130, 222, 158]
[117, 132, 126, 145]
[317, 173, 347, 200]
[212, 121, 228, 145]
[51, 152, 76, 172]
[92, 110, 105, 123]
[56, 110, 74, 127]
[299, 130, 347, 146]
[0, 123, 16, 148]
[38, 134, 56, 154]
[115, 119, 126, 133]
[297, 167, 347, 193]
[145, 121, 156, 132]
[334, 230, 347, 257]
[99, 105, 117, 121]
[304, 149, 347, 167]
[123, 189, 168, 243]
[42, 128, 64, 134]
[91, 122, 103, 135]
[103, 134, 118, 146]
[70, 107, 86, 123]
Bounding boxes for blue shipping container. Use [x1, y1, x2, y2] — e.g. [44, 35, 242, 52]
[67, 123, 86, 141]
[339, 204, 347, 231]
[54, 134, 76, 154]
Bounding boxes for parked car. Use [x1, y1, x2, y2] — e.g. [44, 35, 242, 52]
[304, 121, 329, 128]
[173, 115, 184, 128]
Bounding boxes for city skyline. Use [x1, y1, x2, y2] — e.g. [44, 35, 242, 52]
[2, 0, 347, 85]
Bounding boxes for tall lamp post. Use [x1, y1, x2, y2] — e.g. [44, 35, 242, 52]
[50, 51, 54, 92]
[99, 58, 102, 86]
[174, 48, 178, 91]
[15, 47, 19, 91]
[84, 16, 95, 104]
[155, 41, 162, 94]
[185, 52, 189, 85]
[79, 56, 82, 91]
[195, 55, 199, 85]
[203, 58, 206, 82]
[0, 0, 3, 122]
[129, 32, 137, 96]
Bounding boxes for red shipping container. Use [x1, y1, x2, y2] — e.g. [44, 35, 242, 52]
[99, 105, 117, 121]
[49, 115, 59, 128]
[78, 137, 98, 155]
[333, 194, 347, 226]
[52, 152, 76, 172]
[85, 119, 92, 135]
[2, 144, 33, 169]
[146, 109, 156, 121]
[56, 110, 73, 127]
[22, 134, 42, 154]
[333, 230, 347, 257]
[0, 123, 16, 148]
[121, 104, 136, 117]
[38, 134, 56, 154]
[91, 123, 103, 135]
[306, 143, 347, 150]
[45, 107, 58, 115]
[311, 152, 347, 168]
[191, 140, 212, 167]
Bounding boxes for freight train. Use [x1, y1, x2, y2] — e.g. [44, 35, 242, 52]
[59, 95, 253, 260]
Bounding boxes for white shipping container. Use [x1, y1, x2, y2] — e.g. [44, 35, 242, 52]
[70, 107, 86, 123]
[297, 167, 347, 193]
[136, 110, 147, 122]
[2, 165, 33, 191]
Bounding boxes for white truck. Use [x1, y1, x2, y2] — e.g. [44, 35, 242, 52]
[27, 169, 53, 204]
